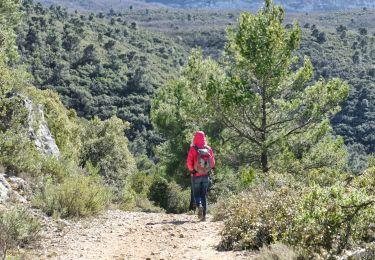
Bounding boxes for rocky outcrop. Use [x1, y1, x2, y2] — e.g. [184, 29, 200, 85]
[24, 98, 60, 158]
[0, 174, 28, 204]
[340, 244, 375, 259]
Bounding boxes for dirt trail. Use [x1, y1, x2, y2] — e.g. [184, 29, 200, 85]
[32, 210, 255, 260]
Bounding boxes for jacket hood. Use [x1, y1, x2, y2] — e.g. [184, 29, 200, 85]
[193, 131, 207, 148]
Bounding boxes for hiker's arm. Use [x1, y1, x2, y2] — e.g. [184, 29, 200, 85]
[186, 147, 195, 172]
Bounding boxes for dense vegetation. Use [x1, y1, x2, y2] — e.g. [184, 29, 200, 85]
[1, 0, 375, 258]
[19, 1, 375, 161]
[152, 0, 375, 258]
[16, 0, 188, 154]
[37, 0, 375, 12]
[124, 7, 375, 161]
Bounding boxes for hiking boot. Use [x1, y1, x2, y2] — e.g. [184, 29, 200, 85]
[197, 205, 203, 220]
[201, 215, 206, 222]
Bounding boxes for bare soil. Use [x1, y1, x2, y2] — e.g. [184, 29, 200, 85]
[30, 210, 255, 260]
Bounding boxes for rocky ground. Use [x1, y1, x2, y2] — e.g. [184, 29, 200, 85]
[27, 210, 255, 260]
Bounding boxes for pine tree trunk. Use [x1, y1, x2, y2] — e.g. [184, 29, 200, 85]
[261, 83, 268, 173]
[261, 149, 268, 173]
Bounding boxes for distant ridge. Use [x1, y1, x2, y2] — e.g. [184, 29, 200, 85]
[146, 0, 375, 11]
[37, 0, 375, 12]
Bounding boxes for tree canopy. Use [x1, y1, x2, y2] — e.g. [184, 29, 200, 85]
[152, 0, 349, 173]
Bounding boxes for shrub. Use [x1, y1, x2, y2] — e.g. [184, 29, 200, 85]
[33, 174, 111, 218]
[148, 176, 190, 213]
[166, 182, 190, 214]
[148, 176, 169, 210]
[134, 194, 164, 213]
[285, 183, 375, 257]
[119, 182, 163, 213]
[80, 117, 136, 191]
[217, 168, 375, 258]
[218, 185, 300, 251]
[0, 206, 41, 258]
[119, 182, 136, 210]
[209, 167, 242, 203]
[257, 243, 297, 260]
[211, 195, 237, 221]
[129, 171, 153, 195]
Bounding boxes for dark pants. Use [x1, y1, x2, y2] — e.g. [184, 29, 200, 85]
[191, 175, 209, 216]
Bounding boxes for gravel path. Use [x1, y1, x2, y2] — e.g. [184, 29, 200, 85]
[31, 210, 255, 260]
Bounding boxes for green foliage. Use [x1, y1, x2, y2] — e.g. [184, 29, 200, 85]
[148, 176, 169, 209]
[119, 178, 163, 213]
[33, 174, 112, 218]
[218, 183, 300, 250]
[239, 167, 256, 187]
[286, 184, 375, 257]
[257, 243, 297, 260]
[17, 1, 188, 152]
[274, 134, 350, 175]
[165, 181, 190, 213]
[118, 182, 136, 210]
[129, 171, 153, 195]
[216, 168, 375, 258]
[153, 0, 349, 177]
[80, 116, 136, 190]
[208, 166, 242, 203]
[0, 0, 22, 61]
[148, 175, 190, 213]
[0, 206, 41, 258]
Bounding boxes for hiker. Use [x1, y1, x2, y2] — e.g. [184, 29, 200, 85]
[186, 131, 215, 221]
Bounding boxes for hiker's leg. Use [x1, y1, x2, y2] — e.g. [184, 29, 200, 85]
[189, 176, 196, 211]
[200, 176, 209, 217]
[192, 176, 202, 206]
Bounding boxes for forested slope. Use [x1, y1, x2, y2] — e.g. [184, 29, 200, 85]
[21, 2, 374, 158]
[119, 7, 375, 157]
[36, 0, 375, 12]
[17, 0, 188, 153]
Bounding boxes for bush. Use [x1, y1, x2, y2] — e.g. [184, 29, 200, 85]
[218, 185, 300, 251]
[148, 176, 169, 210]
[166, 182, 190, 214]
[148, 176, 190, 213]
[211, 195, 237, 221]
[257, 243, 297, 260]
[119, 182, 163, 213]
[33, 174, 111, 218]
[119, 182, 136, 210]
[217, 169, 375, 258]
[0, 206, 41, 258]
[286, 183, 375, 257]
[209, 167, 242, 203]
[80, 117, 136, 191]
[129, 171, 153, 195]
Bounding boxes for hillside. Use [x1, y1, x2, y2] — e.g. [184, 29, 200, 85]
[20, 2, 375, 159]
[145, 0, 375, 11]
[37, 0, 375, 12]
[119, 7, 375, 158]
[17, 0, 189, 153]
[2, 1, 375, 259]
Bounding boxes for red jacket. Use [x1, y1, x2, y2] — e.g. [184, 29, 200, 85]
[186, 131, 215, 177]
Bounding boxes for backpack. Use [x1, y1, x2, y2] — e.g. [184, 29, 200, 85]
[193, 145, 213, 174]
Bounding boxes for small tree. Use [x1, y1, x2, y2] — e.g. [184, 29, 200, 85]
[208, 0, 348, 172]
[0, 207, 41, 259]
[79, 116, 137, 189]
[153, 0, 349, 173]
